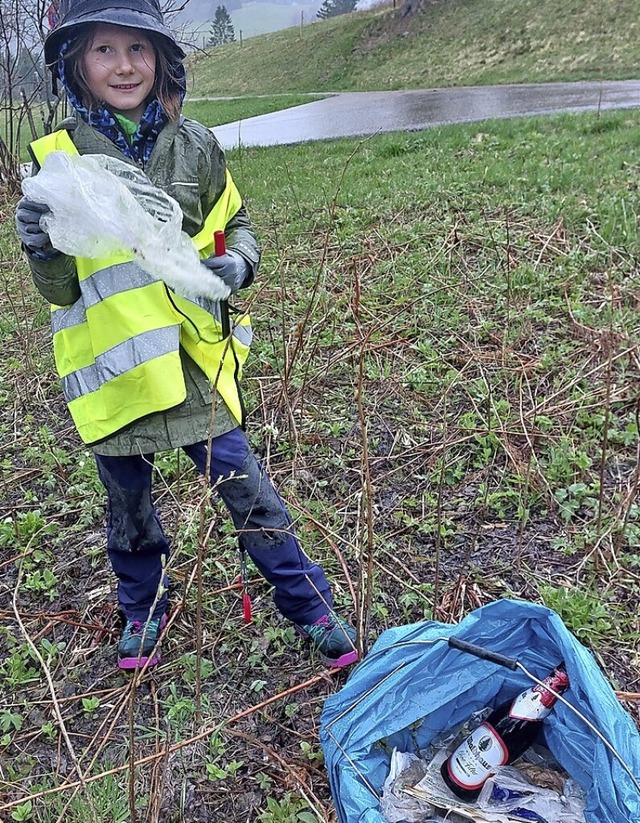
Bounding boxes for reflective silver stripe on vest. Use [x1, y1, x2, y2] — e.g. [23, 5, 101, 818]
[51, 262, 157, 334]
[62, 326, 180, 401]
[51, 301, 86, 335]
[80, 262, 156, 309]
[231, 322, 252, 348]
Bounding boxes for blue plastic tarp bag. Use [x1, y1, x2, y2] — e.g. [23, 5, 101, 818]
[320, 599, 640, 823]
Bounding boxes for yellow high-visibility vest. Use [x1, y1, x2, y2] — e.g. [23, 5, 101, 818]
[29, 130, 252, 444]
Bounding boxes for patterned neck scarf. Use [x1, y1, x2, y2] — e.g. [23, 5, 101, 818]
[58, 38, 186, 165]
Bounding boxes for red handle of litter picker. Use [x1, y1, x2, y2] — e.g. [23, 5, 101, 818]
[214, 230, 226, 256]
[237, 573, 252, 623]
[214, 230, 231, 338]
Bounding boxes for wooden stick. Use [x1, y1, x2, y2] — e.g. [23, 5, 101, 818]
[616, 691, 640, 702]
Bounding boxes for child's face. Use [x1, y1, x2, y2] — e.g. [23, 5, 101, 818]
[82, 23, 156, 122]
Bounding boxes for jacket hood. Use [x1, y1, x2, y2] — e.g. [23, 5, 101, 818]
[44, 0, 185, 73]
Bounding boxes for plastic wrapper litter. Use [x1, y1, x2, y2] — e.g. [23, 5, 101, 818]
[380, 750, 434, 823]
[382, 747, 587, 823]
[381, 715, 586, 823]
[22, 151, 230, 301]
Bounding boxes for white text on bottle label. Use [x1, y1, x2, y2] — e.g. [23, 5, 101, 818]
[508, 686, 554, 721]
[445, 722, 509, 790]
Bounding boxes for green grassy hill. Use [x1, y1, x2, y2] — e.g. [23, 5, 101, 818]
[188, 0, 640, 96]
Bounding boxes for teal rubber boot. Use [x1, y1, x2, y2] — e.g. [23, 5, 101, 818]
[118, 614, 167, 670]
[294, 613, 358, 668]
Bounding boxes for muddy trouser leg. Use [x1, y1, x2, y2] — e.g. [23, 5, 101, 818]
[95, 453, 169, 622]
[183, 428, 333, 625]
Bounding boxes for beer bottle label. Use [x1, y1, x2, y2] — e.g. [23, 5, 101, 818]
[508, 670, 567, 721]
[445, 722, 509, 790]
[508, 687, 553, 721]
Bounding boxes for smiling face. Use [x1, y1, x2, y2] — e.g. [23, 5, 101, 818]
[81, 24, 157, 122]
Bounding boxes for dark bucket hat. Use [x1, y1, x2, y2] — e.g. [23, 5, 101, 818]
[44, 0, 185, 72]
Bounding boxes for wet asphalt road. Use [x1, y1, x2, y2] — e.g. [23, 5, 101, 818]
[210, 80, 640, 150]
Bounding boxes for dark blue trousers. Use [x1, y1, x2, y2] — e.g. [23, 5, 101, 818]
[95, 427, 333, 625]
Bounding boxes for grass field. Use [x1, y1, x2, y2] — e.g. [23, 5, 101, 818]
[2, 107, 640, 820]
[188, 0, 640, 96]
[182, 94, 325, 126]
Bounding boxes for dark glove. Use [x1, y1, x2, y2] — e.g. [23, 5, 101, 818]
[15, 196, 59, 259]
[201, 250, 250, 294]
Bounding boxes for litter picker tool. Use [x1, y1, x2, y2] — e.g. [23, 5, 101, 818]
[238, 549, 252, 624]
[214, 229, 231, 339]
[212, 229, 250, 622]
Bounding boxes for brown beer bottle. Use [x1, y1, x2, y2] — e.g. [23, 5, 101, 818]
[440, 664, 569, 802]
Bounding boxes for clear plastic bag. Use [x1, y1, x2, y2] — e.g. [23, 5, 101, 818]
[22, 151, 230, 301]
[380, 749, 436, 823]
[477, 768, 586, 823]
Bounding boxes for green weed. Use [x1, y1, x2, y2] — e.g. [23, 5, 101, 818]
[25, 771, 133, 822]
[0, 511, 56, 549]
[23, 567, 58, 601]
[206, 757, 244, 781]
[0, 647, 40, 689]
[10, 801, 32, 822]
[539, 585, 615, 639]
[180, 652, 215, 685]
[81, 696, 100, 719]
[258, 794, 319, 823]
[0, 709, 24, 747]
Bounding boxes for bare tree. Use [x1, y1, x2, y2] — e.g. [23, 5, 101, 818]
[0, 0, 60, 184]
[161, 0, 200, 53]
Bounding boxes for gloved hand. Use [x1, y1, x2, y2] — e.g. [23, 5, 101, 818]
[15, 196, 58, 258]
[201, 249, 250, 294]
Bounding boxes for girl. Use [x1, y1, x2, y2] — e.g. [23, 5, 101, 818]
[15, 0, 357, 671]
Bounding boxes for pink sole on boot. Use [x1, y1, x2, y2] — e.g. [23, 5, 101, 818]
[118, 652, 162, 670]
[325, 649, 359, 669]
[117, 614, 167, 670]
